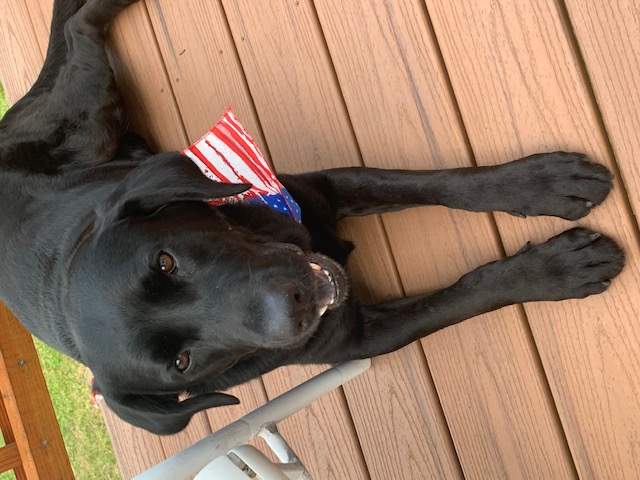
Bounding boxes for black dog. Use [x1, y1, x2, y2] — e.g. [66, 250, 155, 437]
[0, 0, 624, 435]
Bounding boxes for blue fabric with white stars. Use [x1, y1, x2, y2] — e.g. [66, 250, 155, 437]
[247, 187, 302, 222]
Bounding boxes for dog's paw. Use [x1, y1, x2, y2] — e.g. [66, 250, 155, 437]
[502, 152, 613, 220]
[507, 228, 624, 302]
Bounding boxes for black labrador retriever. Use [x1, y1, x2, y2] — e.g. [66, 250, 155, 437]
[0, 0, 624, 435]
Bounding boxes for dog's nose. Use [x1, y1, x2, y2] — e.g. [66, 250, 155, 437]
[261, 278, 313, 341]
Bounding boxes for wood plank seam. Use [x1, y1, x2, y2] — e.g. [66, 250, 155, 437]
[301, 7, 461, 459]
[146, 2, 284, 464]
[556, 0, 640, 245]
[318, 1, 551, 473]
[220, 1, 467, 476]
[304, 10, 450, 442]
[562, 0, 640, 264]
[21, 0, 48, 61]
[417, 0, 518, 268]
[0, 0, 44, 104]
[419, 2, 581, 475]
[511, 303, 580, 476]
[214, 0, 277, 167]
[16, 0, 45, 61]
[312, 2, 584, 474]
[215, 3, 396, 476]
[142, 0, 275, 440]
[424, 0, 640, 476]
[418, 353, 465, 472]
[138, 0, 191, 148]
[419, 0, 585, 473]
[306, 1, 465, 473]
[119, 1, 217, 455]
[218, 3, 371, 475]
[306, 0, 367, 166]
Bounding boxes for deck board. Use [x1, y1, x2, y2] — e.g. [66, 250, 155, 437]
[0, 0, 42, 104]
[220, 1, 382, 477]
[143, 1, 274, 439]
[98, 3, 209, 477]
[339, 215, 464, 479]
[565, 0, 640, 229]
[0, 0, 639, 478]
[222, 0, 470, 477]
[315, 0, 577, 477]
[152, 1, 370, 478]
[24, 0, 52, 58]
[102, 406, 166, 480]
[426, 0, 640, 477]
[106, 2, 187, 152]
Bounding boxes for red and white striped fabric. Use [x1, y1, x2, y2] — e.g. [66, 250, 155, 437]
[182, 110, 301, 222]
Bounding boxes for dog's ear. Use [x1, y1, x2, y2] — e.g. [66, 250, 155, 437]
[102, 389, 240, 435]
[98, 152, 251, 225]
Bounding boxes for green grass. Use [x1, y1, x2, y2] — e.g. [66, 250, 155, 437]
[0, 83, 8, 117]
[0, 83, 120, 479]
[33, 340, 120, 479]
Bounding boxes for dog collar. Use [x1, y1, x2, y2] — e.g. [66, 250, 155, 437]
[183, 110, 302, 222]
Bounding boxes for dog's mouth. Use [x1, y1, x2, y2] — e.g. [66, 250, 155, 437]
[308, 253, 348, 316]
[266, 242, 349, 318]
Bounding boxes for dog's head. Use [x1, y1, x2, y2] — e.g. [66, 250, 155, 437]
[68, 153, 347, 434]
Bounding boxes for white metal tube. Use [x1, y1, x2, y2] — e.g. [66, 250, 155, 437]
[259, 424, 300, 464]
[229, 445, 291, 480]
[134, 359, 371, 480]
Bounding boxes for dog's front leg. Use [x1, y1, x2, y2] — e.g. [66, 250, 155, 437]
[310, 228, 623, 363]
[294, 152, 612, 221]
[0, 0, 141, 173]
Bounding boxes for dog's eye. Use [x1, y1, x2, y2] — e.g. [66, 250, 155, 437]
[174, 351, 191, 372]
[158, 252, 176, 273]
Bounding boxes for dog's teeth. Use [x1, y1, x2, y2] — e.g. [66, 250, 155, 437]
[318, 305, 328, 317]
[310, 263, 322, 271]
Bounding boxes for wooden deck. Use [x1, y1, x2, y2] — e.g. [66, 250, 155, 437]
[1, 0, 640, 478]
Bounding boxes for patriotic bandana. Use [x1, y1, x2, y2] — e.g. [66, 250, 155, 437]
[182, 110, 302, 222]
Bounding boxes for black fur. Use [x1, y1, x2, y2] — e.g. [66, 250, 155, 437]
[0, 0, 624, 435]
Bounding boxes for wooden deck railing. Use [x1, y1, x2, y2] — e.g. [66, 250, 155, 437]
[0, 303, 73, 479]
